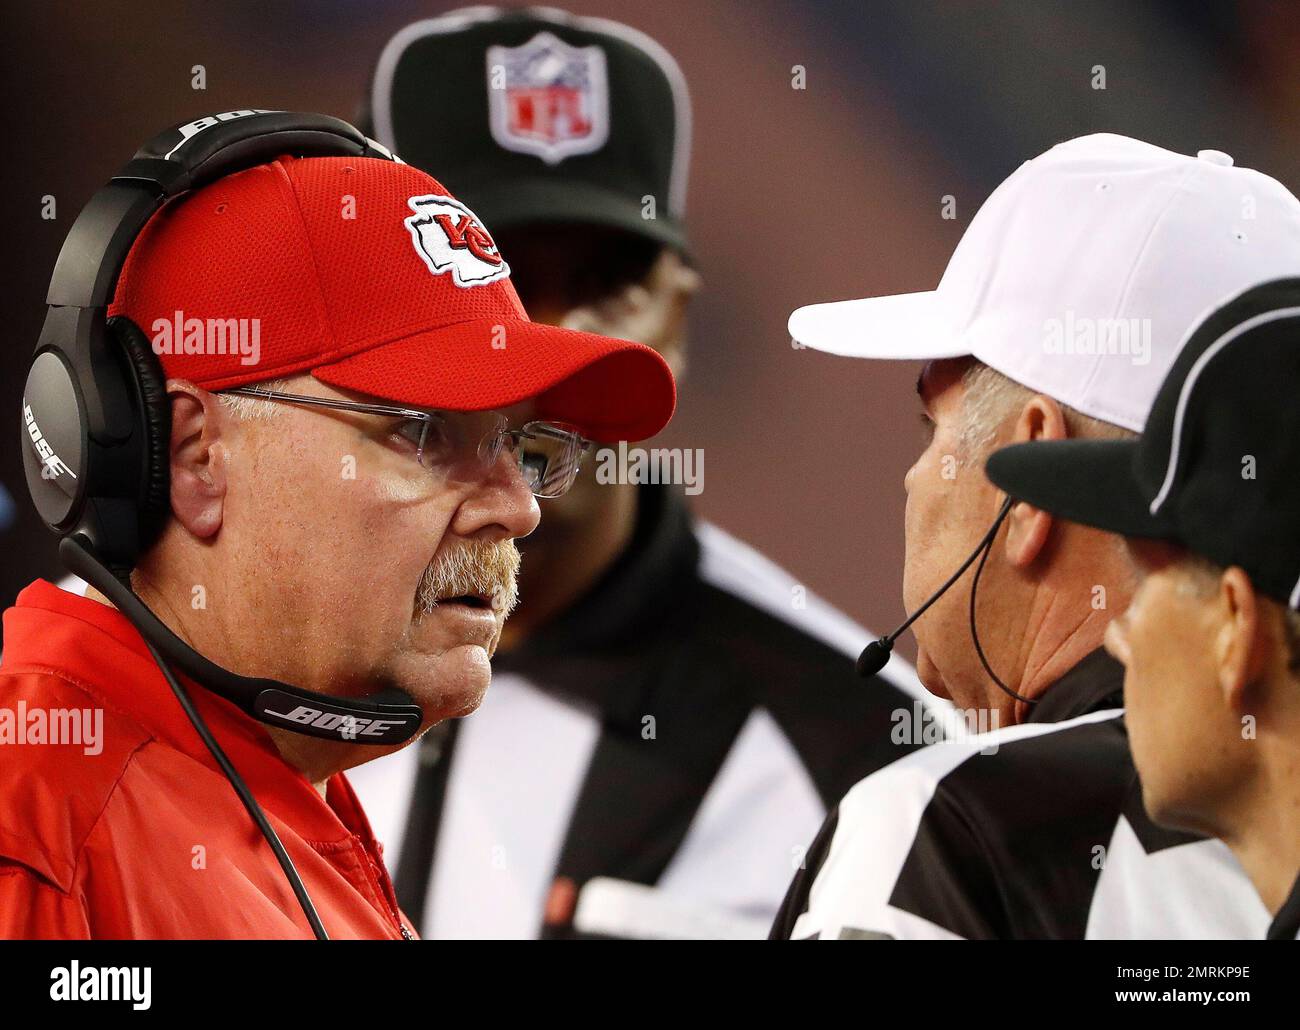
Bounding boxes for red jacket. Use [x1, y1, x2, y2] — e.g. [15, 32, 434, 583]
[0, 580, 415, 939]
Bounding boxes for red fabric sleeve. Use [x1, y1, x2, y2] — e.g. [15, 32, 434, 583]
[0, 862, 92, 940]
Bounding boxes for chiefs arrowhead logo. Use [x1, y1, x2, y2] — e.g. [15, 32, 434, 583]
[404, 195, 511, 288]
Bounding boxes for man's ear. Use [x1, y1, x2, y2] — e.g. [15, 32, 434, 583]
[1215, 566, 1267, 712]
[643, 249, 701, 380]
[1002, 394, 1069, 568]
[166, 380, 229, 539]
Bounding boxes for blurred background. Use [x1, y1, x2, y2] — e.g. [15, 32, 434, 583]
[4, 0, 1299, 658]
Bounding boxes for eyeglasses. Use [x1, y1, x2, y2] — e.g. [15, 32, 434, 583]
[220, 387, 592, 498]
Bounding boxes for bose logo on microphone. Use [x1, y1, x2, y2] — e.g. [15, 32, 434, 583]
[24, 404, 77, 481]
[262, 703, 405, 739]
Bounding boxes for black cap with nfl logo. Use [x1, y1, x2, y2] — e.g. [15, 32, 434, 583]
[365, 6, 690, 253]
[985, 277, 1300, 612]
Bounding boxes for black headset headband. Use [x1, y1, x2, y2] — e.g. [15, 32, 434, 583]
[48, 110, 393, 309]
[24, 110, 421, 746]
[32, 110, 399, 540]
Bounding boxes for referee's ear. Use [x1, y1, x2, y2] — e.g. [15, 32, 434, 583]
[1213, 566, 1267, 713]
[1000, 392, 1069, 568]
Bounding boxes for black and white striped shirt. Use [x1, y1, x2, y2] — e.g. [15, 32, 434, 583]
[347, 484, 944, 938]
[770, 649, 1271, 939]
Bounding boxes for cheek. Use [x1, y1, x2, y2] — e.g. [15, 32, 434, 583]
[352, 483, 459, 606]
[1123, 604, 1173, 708]
[903, 437, 964, 579]
[1123, 593, 1209, 760]
[250, 445, 456, 617]
[1120, 609, 1175, 797]
[904, 443, 947, 528]
[232, 440, 343, 565]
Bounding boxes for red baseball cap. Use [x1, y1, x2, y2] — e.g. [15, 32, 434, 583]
[107, 154, 675, 442]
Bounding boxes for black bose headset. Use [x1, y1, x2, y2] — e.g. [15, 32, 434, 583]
[21, 110, 426, 939]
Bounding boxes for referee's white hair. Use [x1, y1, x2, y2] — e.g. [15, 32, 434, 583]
[957, 360, 1138, 566]
[958, 361, 1135, 458]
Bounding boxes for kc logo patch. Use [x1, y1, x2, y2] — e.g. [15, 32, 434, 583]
[486, 31, 609, 164]
[404, 195, 510, 288]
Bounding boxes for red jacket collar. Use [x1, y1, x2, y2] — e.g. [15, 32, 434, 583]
[2, 579, 381, 848]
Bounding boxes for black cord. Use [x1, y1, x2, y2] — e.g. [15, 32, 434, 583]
[968, 499, 1039, 706]
[141, 637, 330, 939]
[885, 496, 1015, 646]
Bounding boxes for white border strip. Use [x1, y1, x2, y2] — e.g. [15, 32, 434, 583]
[1149, 305, 1300, 515]
[370, 6, 691, 216]
[550, 9, 692, 215]
[694, 520, 956, 728]
[371, 7, 503, 151]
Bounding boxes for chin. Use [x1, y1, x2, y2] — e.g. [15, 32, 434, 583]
[1139, 782, 1190, 834]
[396, 643, 494, 725]
[1134, 752, 1212, 836]
[915, 649, 952, 701]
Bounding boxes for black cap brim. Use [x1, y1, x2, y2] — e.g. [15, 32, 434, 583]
[469, 177, 690, 254]
[984, 438, 1178, 541]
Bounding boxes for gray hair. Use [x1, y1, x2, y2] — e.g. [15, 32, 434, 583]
[957, 361, 1136, 458]
[216, 378, 292, 420]
[957, 362, 1138, 565]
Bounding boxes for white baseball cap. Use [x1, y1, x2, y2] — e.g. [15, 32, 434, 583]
[788, 133, 1300, 430]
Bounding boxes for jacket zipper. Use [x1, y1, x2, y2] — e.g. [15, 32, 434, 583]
[359, 837, 413, 939]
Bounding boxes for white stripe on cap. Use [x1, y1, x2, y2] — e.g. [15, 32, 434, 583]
[1149, 305, 1300, 516]
[543, 9, 693, 215]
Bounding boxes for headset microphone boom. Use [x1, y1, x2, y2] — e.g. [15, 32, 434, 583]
[857, 496, 1037, 707]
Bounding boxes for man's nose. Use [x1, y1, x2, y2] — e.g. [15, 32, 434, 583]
[451, 451, 541, 542]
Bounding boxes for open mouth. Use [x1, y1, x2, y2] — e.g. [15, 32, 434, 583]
[438, 593, 494, 610]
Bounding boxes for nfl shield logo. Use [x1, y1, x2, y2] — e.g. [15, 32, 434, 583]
[486, 31, 609, 165]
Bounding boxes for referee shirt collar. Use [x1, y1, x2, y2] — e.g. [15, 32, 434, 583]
[1025, 647, 1125, 725]
[494, 483, 699, 716]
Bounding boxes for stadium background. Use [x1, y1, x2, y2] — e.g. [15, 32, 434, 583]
[3, 0, 1298, 661]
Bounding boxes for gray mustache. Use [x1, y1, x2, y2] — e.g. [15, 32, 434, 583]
[414, 539, 521, 618]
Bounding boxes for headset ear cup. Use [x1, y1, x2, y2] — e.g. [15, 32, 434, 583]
[108, 316, 172, 552]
